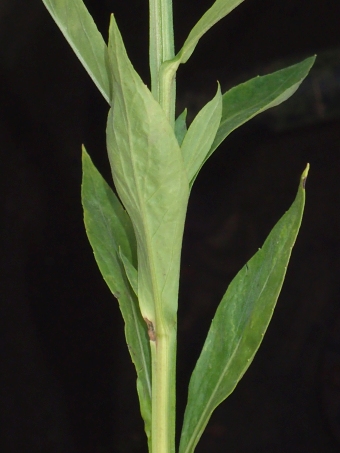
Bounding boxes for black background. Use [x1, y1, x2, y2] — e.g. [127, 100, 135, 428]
[1, 1, 340, 452]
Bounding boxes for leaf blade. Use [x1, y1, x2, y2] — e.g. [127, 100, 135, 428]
[210, 57, 316, 157]
[179, 165, 309, 453]
[81, 147, 151, 440]
[41, 0, 110, 103]
[175, 0, 245, 65]
[106, 15, 189, 326]
[181, 85, 222, 186]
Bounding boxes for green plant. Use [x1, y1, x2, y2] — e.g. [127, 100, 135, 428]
[40, 1, 314, 452]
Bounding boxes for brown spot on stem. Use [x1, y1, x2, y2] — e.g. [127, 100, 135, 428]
[144, 317, 156, 342]
[302, 177, 307, 189]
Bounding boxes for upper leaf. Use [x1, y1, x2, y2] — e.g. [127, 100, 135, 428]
[181, 84, 222, 187]
[81, 147, 151, 441]
[106, 15, 189, 326]
[210, 56, 316, 157]
[41, 0, 110, 103]
[174, 0, 245, 65]
[179, 165, 309, 453]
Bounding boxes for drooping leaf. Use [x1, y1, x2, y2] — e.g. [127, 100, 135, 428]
[41, 0, 110, 103]
[175, 109, 188, 146]
[174, 0, 245, 66]
[209, 57, 316, 157]
[179, 165, 309, 453]
[81, 147, 151, 440]
[181, 85, 222, 187]
[106, 15, 189, 326]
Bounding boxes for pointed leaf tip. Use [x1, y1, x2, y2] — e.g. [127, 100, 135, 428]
[301, 163, 310, 189]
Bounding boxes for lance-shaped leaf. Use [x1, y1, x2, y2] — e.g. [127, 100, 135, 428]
[181, 85, 222, 187]
[81, 147, 151, 441]
[41, 0, 110, 104]
[209, 57, 316, 158]
[173, 0, 245, 66]
[179, 165, 309, 453]
[106, 15, 189, 326]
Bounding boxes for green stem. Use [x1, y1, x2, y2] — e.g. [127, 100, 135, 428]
[149, 0, 176, 124]
[148, 2, 177, 453]
[151, 325, 177, 453]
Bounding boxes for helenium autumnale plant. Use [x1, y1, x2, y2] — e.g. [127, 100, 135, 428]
[41, 1, 315, 452]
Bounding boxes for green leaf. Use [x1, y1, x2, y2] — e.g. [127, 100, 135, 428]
[119, 247, 138, 296]
[81, 147, 151, 440]
[175, 109, 188, 146]
[175, 0, 245, 65]
[179, 165, 309, 453]
[209, 56, 316, 158]
[41, 0, 110, 104]
[106, 15, 189, 326]
[181, 85, 222, 187]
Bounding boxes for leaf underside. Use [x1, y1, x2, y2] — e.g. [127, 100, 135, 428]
[106, 15, 189, 324]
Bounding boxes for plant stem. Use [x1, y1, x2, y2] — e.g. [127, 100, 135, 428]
[148, 2, 177, 453]
[151, 325, 177, 453]
[149, 0, 176, 124]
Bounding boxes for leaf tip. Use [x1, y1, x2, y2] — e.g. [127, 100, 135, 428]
[108, 13, 117, 37]
[81, 144, 89, 164]
[301, 163, 310, 189]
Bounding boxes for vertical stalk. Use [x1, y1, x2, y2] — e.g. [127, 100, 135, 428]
[151, 325, 177, 453]
[149, 2, 177, 453]
[149, 0, 176, 124]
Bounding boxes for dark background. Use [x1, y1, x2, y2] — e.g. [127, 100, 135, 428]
[1, 0, 340, 452]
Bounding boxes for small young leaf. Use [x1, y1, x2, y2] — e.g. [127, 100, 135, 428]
[81, 147, 151, 440]
[181, 85, 222, 187]
[175, 109, 188, 146]
[175, 0, 245, 65]
[106, 15, 189, 326]
[179, 165, 309, 453]
[41, 0, 110, 104]
[210, 56, 316, 157]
